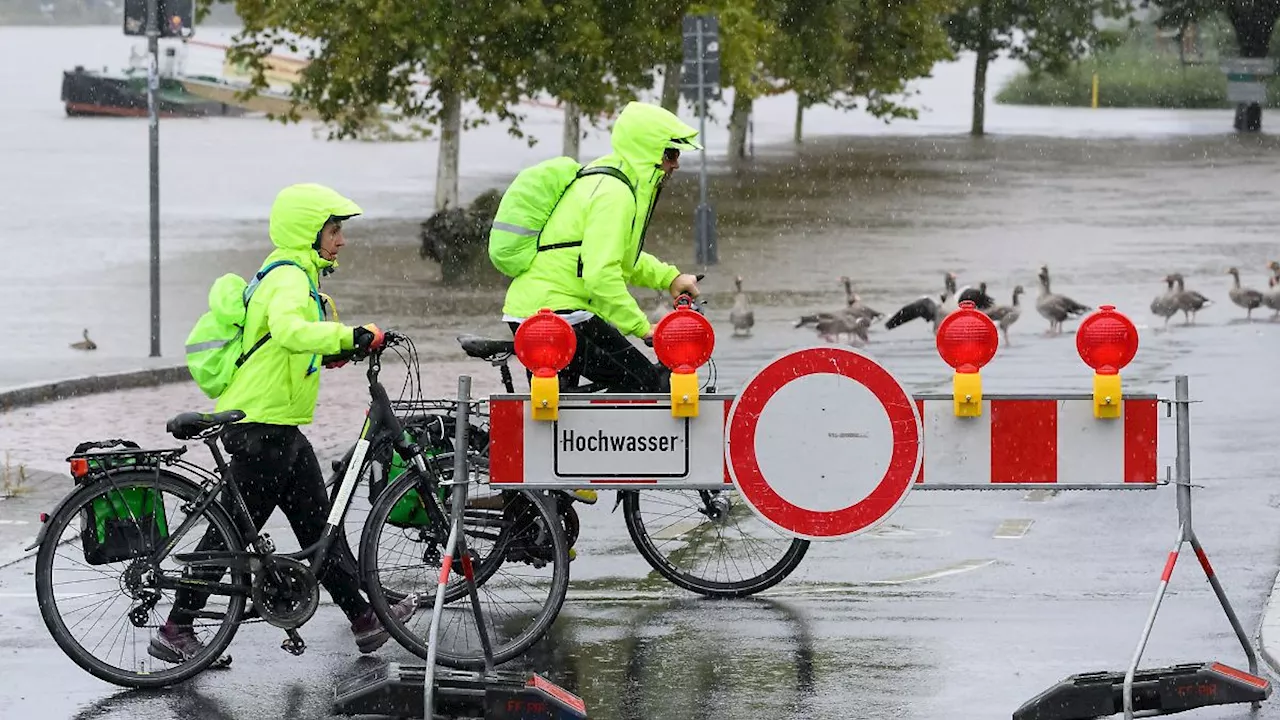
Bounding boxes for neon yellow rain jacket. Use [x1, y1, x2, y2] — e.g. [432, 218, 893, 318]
[501, 102, 703, 338]
[215, 183, 361, 425]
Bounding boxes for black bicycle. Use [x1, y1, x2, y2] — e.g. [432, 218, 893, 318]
[333, 293, 811, 598]
[30, 331, 570, 689]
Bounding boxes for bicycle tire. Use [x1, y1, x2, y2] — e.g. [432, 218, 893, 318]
[35, 469, 247, 688]
[622, 489, 810, 598]
[359, 467, 570, 668]
[330, 445, 508, 602]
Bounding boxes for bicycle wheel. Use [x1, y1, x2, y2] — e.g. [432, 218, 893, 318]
[622, 489, 810, 597]
[360, 465, 570, 668]
[35, 470, 247, 688]
[330, 443, 515, 602]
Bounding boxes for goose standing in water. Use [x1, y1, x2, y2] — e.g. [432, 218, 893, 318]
[1034, 265, 1090, 335]
[984, 286, 1024, 346]
[840, 276, 884, 323]
[1150, 275, 1180, 329]
[70, 328, 97, 351]
[1225, 267, 1264, 320]
[1167, 273, 1211, 325]
[729, 275, 755, 336]
[884, 272, 956, 334]
[796, 312, 869, 344]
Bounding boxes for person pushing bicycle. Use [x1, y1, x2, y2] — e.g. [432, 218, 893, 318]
[152, 183, 417, 662]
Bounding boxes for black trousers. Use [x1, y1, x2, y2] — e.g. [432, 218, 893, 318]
[508, 315, 670, 393]
[171, 424, 369, 624]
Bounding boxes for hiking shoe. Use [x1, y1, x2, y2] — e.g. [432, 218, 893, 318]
[148, 620, 206, 663]
[351, 595, 419, 654]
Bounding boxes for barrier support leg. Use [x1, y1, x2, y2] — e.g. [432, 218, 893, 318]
[424, 376, 493, 717]
[1122, 375, 1260, 719]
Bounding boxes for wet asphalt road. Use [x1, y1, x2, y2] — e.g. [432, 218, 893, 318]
[4, 308, 1280, 719]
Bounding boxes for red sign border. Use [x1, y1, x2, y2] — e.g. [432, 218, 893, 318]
[726, 346, 922, 540]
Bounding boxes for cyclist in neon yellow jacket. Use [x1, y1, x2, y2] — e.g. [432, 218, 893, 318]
[502, 101, 704, 394]
[152, 183, 417, 664]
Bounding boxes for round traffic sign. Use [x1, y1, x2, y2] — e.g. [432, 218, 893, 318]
[725, 346, 922, 541]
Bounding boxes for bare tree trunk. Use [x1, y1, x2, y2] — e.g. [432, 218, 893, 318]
[728, 90, 752, 165]
[661, 60, 682, 112]
[435, 85, 462, 211]
[794, 98, 805, 144]
[971, 0, 991, 137]
[562, 102, 580, 160]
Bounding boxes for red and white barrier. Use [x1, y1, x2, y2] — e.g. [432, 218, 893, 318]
[911, 394, 1161, 489]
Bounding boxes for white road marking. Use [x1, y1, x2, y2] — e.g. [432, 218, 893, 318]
[0, 520, 31, 525]
[994, 519, 1034, 539]
[866, 559, 996, 586]
[1023, 489, 1058, 502]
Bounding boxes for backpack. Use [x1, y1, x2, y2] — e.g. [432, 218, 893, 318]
[184, 260, 311, 399]
[488, 156, 635, 278]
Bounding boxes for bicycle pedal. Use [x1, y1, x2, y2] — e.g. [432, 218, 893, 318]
[281, 630, 306, 656]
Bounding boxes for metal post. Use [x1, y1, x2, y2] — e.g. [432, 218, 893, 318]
[450, 377, 495, 674]
[425, 376, 493, 718]
[1121, 375, 1261, 717]
[693, 18, 717, 267]
[145, 0, 161, 357]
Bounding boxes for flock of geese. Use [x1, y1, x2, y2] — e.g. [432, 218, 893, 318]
[674, 262, 1280, 349]
[71, 262, 1278, 354]
[674, 265, 1089, 347]
[1150, 263, 1280, 327]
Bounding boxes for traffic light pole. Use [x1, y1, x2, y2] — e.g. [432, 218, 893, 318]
[146, 0, 162, 357]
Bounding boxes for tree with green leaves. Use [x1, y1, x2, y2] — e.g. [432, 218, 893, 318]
[945, 0, 1133, 136]
[757, 0, 956, 147]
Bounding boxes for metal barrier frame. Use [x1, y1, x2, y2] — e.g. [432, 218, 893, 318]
[420, 375, 1261, 720]
[914, 377, 1259, 718]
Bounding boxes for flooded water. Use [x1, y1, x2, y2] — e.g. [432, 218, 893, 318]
[2, 25, 1279, 394]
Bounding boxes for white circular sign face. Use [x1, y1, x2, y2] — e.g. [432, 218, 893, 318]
[752, 373, 894, 513]
[725, 345, 922, 541]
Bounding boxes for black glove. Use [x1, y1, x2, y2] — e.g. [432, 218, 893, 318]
[354, 324, 384, 350]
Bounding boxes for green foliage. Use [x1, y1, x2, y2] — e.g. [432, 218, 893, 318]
[995, 21, 1280, 108]
[209, 0, 553, 140]
[946, 0, 1135, 74]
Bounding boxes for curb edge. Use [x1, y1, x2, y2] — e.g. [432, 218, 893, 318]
[0, 366, 191, 412]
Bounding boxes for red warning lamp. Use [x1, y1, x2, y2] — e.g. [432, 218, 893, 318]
[653, 297, 715, 417]
[514, 309, 577, 421]
[1075, 304, 1138, 419]
[935, 300, 999, 417]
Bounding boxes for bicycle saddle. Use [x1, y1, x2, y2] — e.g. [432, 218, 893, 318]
[457, 334, 515, 360]
[166, 410, 246, 440]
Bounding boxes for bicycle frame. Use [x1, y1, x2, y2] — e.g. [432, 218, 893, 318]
[107, 340, 452, 603]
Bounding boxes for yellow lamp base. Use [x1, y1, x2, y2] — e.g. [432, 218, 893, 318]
[670, 371, 700, 418]
[953, 371, 983, 417]
[1093, 373, 1122, 419]
[530, 375, 560, 421]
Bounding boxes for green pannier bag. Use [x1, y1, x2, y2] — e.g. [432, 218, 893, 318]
[385, 432, 443, 529]
[73, 441, 171, 566]
[487, 157, 634, 278]
[184, 260, 311, 400]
